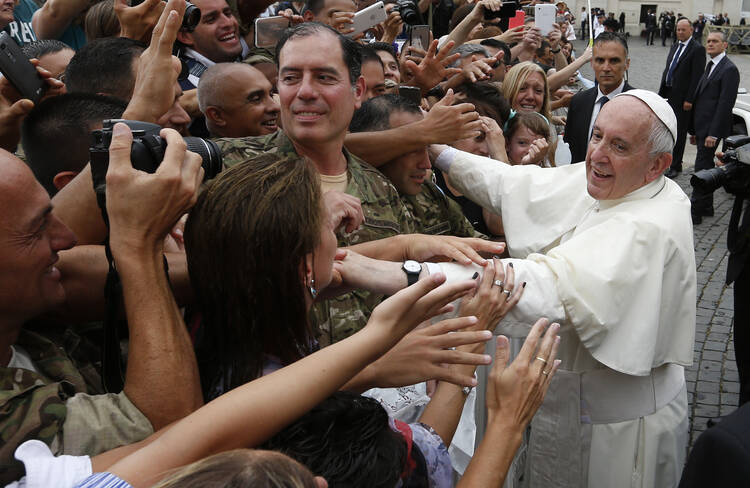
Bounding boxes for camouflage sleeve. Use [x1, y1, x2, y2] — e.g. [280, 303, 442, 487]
[389, 185, 416, 234]
[213, 135, 272, 169]
[445, 196, 487, 238]
[60, 391, 153, 457]
[0, 381, 71, 484]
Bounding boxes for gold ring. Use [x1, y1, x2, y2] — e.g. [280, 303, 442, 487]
[541, 370, 550, 376]
[535, 356, 548, 364]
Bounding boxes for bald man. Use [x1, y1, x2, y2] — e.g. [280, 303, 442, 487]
[0, 134, 202, 483]
[197, 63, 280, 138]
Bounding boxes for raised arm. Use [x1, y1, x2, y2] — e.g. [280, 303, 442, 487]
[99, 274, 478, 487]
[32, 0, 91, 40]
[547, 45, 592, 92]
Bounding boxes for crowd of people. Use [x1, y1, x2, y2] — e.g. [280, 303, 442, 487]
[0, 0, 746, 487]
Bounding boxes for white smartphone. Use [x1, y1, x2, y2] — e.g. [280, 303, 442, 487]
[349, 1, 387, 37]
[254, 16, 290, 49]
[534, 4, 556, 36]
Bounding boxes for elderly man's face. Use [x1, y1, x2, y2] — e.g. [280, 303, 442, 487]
[586, 97, 663, 200]
[278, 31, 363, 150]
[0, 153, 76, 323]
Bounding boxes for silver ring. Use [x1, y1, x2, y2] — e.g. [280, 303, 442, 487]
[541, 370, 550, 376]
[493, 279, 504, 287]
[503, 289, 512, 296]
[535, 356, 548, 365]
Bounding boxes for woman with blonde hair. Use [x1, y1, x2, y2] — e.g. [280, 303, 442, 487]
[502, 61, 552, 122]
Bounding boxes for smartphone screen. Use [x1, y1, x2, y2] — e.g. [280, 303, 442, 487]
[409, 25, 430, 51]
[254, 16, 290, 49]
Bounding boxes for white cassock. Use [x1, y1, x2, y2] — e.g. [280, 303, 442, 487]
[435, 148, 696, 488]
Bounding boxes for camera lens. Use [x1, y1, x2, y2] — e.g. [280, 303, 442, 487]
[183, 2, 201, 31]
[690, 166, 727, 194]
[184, 137, 223, 179]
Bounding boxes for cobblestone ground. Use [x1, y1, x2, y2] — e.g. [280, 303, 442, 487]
[569, 38, 749, 449]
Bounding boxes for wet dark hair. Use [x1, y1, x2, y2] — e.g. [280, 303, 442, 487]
[65, 37, 146, 100]
[21, 39, 72, 60]
[275, 22, 361, 86]
[593, 31, 628, 54]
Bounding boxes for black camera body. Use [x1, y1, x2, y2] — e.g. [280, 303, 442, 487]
[483, 1, 519, 20]
[131, 0, 201, 31]
[90, 120, 222, 222]
[690, 135, 750, 197]
[394, 0, 424, 26]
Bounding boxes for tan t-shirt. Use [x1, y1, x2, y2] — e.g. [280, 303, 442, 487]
[319, 172, 348, 193]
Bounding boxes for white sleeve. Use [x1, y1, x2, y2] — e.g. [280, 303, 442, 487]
[431, 260, 567, 335]
[6, 440, 92, 488]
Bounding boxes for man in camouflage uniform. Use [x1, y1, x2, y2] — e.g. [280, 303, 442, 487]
[214, 23, 414, 345]
[349, 94, 483, 239]
[0, 130, 201, 482]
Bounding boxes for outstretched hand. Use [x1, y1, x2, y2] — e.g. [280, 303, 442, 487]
[487, 318, 560, 427]
[122, 0, 185, 123]
[459, 258, 524, 334]
[106, 122, 204, 255]
[366, 272, 477, 343]
[115, 0, 166, 42]
[357, 317, 494, 390]
[403, 233, 505, 266]
[421, 89, 482, 144]
[403, 39, 461, 94]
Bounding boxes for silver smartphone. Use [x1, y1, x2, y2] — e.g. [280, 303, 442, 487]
[254, 16, 290, 49]
[349, 1, 387, 37]
[408, 24, 430, 51]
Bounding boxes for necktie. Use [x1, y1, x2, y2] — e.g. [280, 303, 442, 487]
[704, 60, 714, 78]
[597, 96, 609, 109]
[666, 43, 684, 86]
[589, 96, 609, 139]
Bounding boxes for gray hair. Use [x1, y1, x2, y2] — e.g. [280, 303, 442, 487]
[647, 114, 675, 157]
[449, 44, 489, 68]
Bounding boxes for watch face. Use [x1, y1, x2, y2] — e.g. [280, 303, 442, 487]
[403, 260, 421, 273]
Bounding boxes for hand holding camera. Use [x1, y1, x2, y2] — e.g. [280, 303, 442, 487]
[104, 122, 204, 256]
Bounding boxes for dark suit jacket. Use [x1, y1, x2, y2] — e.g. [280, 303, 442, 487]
[679, 402, 750, 487]
[689, 55, 740, 140]
[563, 81, 634, 164]
[658, 38, 706, 106]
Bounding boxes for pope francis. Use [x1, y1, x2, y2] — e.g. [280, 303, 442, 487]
[431, 89, 696, 487]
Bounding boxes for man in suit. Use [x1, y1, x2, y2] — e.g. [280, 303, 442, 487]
[659, 18, 706, 178]
[688, 30, 740, 223]
[564, 32, 633, 164]
[678, 402, 750, 487]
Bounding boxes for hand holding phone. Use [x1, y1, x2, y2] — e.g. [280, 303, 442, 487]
[0, 32, 45, 103]
[349, 1, 387, 37]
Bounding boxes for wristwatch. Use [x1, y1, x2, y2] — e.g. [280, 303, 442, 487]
[402, 260, 422, 286]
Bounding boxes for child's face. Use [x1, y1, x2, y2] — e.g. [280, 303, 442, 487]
[508, 126, 545, 165]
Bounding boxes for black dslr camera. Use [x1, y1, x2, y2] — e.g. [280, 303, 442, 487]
[131, 0, 201, 31]
[690, 135, 750, 197]
[90, 120, 222, 221]
[394, 0, 424, 25]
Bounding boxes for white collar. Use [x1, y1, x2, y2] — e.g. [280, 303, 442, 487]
[598, 176, 667, 210]
[597, 78, 625, 100]
[183, 38, 250, 67]
[708, 51, 726, 65]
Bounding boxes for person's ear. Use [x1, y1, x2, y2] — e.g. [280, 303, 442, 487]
[176, 30, 194, 47]
[314, 476, 328, 488]
[52, 171, 79, 192]
[301, 252, 314, 286]
[205, 106, 226, 126]
[353, 75, 366, 109]
[647, 152, 672, 182]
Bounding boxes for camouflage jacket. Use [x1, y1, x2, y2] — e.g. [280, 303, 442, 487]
[215, 131, 415, 345]
[0, 329, 98, 484]
[402, 181, 484, 238]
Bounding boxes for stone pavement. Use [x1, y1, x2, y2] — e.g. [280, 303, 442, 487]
[569, 38, 748, 449]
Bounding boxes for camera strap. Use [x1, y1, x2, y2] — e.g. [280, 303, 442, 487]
[102, 239, 125, 393]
